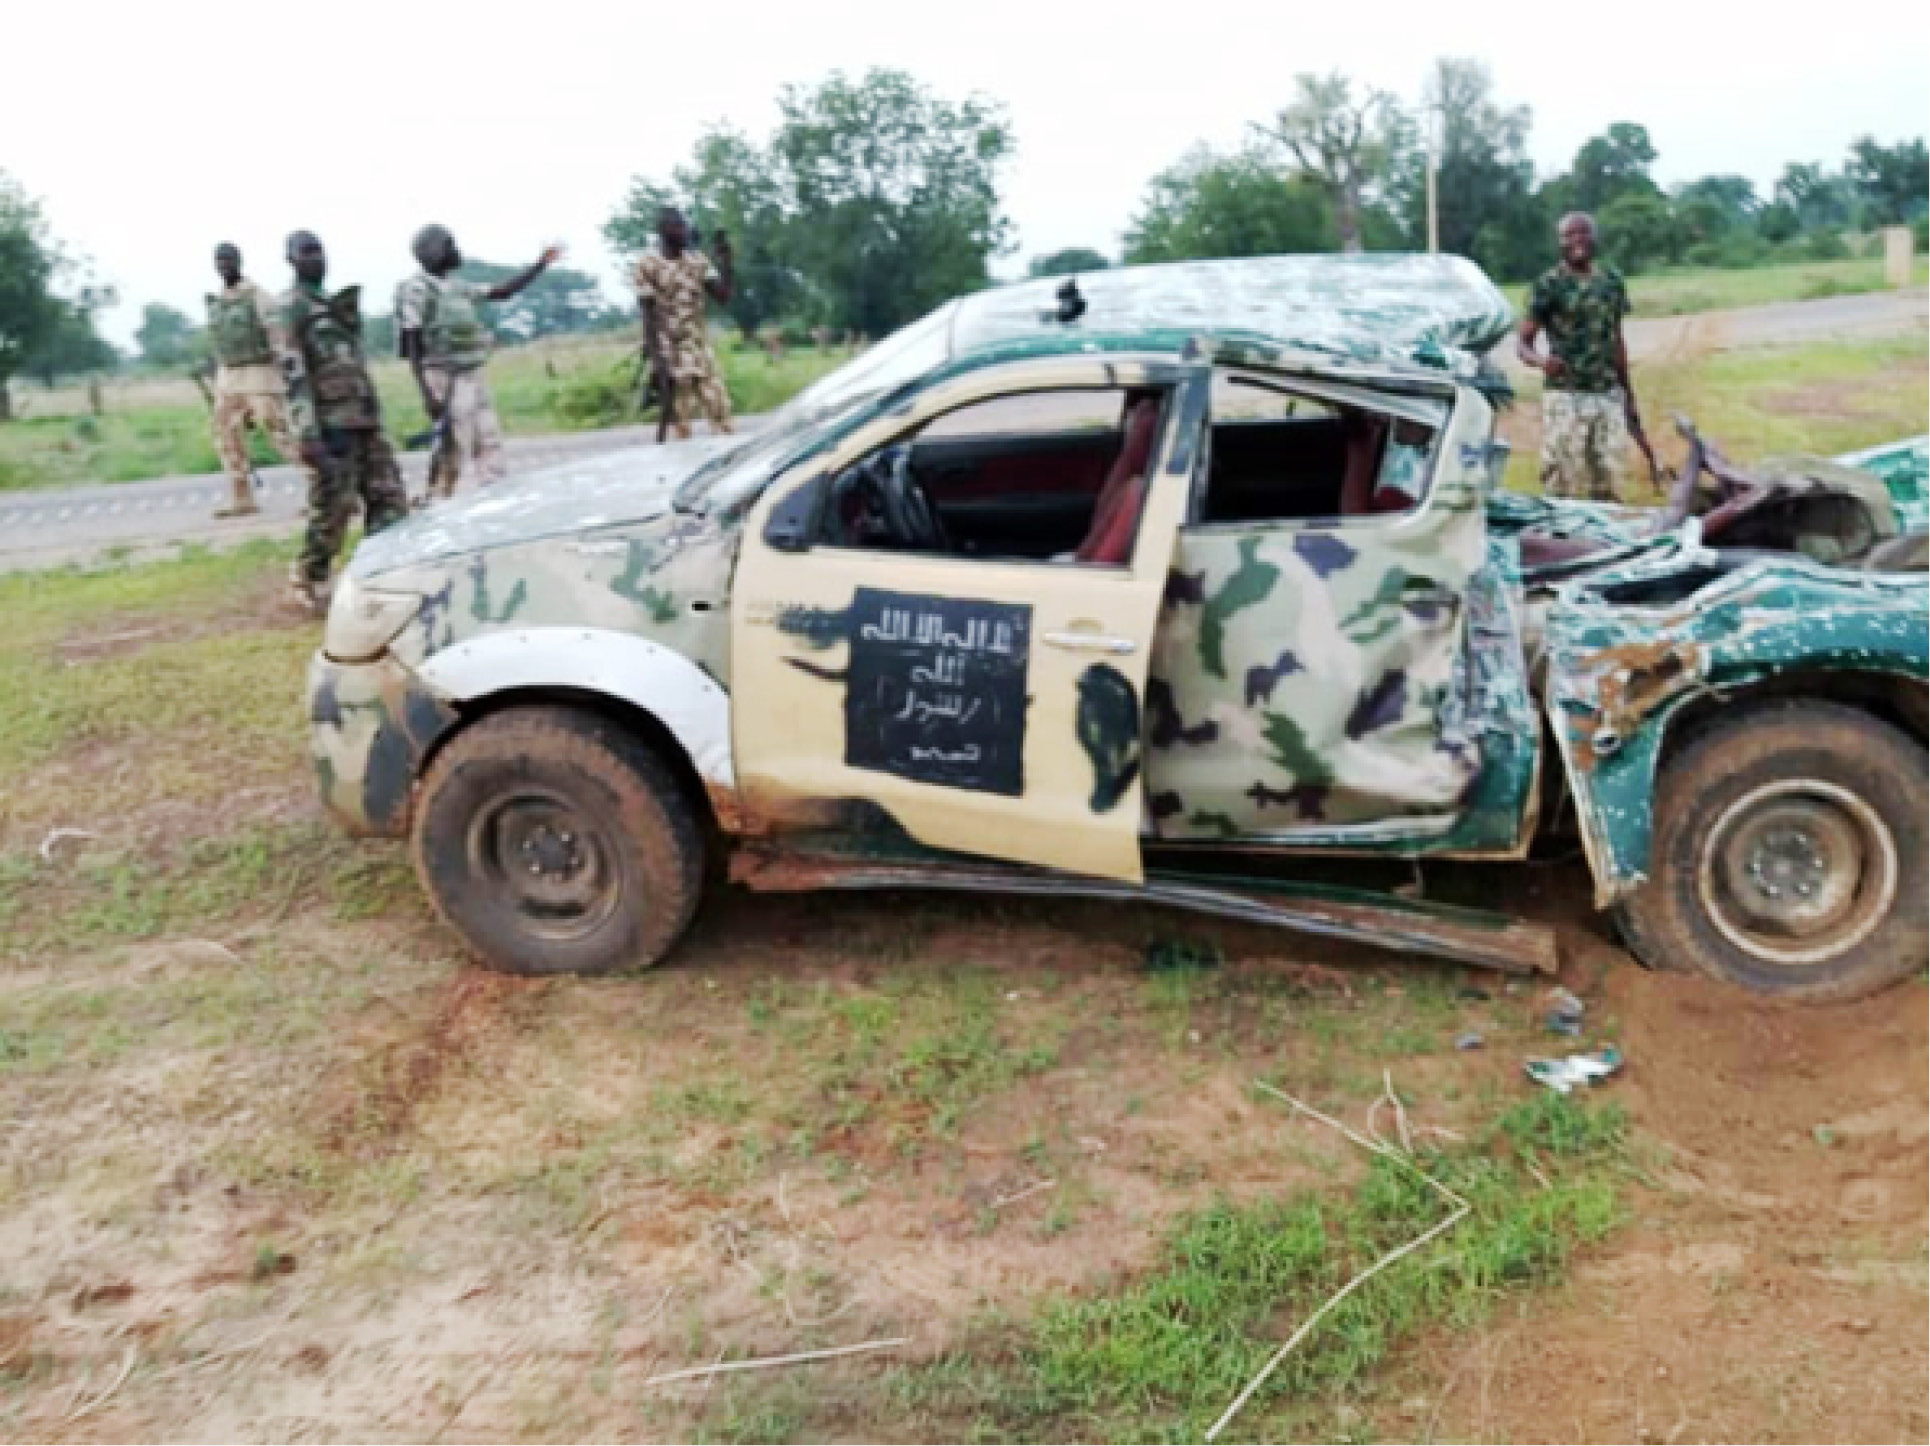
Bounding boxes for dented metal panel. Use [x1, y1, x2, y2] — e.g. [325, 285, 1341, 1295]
[308, 651, 458, 837]
[1834, 435, 1929, 533]
[1544, 543, 1930, 904]
[1146, 370, 1494, 841]
[732, 850, 1557, 975]
[951, 254, 1515, 379]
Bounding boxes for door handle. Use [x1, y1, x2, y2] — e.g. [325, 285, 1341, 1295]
[1043, 629, 1137, 656]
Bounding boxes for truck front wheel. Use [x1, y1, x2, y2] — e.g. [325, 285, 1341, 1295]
[411, 705, 706, 975]
[1615, 700, 1927, 1001]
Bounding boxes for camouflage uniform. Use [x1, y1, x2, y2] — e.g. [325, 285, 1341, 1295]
[1529, 264, 1632, 503]
[634, 249, 733, 437]
[206, 278, 304, 512]
[274, 282, 409, 587]
[394, 272, 505, 497]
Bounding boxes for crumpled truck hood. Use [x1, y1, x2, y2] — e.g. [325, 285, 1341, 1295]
[349, 435, 739, 580]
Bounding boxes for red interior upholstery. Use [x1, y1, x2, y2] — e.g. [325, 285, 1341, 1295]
[1075, 398, 1162, 564]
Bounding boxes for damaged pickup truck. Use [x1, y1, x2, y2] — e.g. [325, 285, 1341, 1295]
[308, 255, 1929, 1001]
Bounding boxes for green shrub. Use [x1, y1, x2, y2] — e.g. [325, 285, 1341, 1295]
[545, 363, 637, 429]
[1800, 230, 1851, 262]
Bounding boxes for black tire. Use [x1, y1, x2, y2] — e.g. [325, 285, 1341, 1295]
[411, 705, 706, 976]
[1614, 700, 1927, 1001]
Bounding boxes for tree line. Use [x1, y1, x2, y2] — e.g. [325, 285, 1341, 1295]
[1121, 62, 1926, 281]
[1, 60, 1924, 409]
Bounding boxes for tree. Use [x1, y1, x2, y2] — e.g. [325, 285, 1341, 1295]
[1756, 200, 1801, 244]
[1256, 73, 1412, 252]
[135, 302, 200, 369]
[1672, 174, 1759, 240]
[1560, 122, 1661, 216]
[605, 125, 802, 339]
[1596, 190, 1676, 272]
[606, 72, 1013, 340]
[1774, 161, 1857, 233]
[0, 173, 63, 421]
[771, 69, 1014, 337]
[453, 260, 622, 342]
[1399, 58, 1540, 275]
[1847, 136, 1929, 226]
[1124, 147, 1338, 263]
[363, 311, 396, 357]
[1028, 247, 1110, 277]
[27, 284, 118, 383]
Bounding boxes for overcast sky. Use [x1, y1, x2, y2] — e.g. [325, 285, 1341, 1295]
[6, 0, 1925, 347]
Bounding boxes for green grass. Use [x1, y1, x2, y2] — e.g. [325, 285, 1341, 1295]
[1501, 255, 1928, 321]
[0, 542, 310, 839]
[0, 536, 288, 641]
[0, 338, 846, 491]
[1502, 332, 1930, 494]
[0, 823, 380, 961]
[765, 1092, 1632, 1443]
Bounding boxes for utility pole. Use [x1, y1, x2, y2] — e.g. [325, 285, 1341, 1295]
[1425, 99, 1442, 253]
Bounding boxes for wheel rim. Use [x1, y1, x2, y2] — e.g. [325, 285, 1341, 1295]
[1697, 778, 1897, 967]
[467, 787, 622, 943]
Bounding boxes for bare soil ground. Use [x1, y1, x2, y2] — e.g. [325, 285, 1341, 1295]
[1385, 958, 1928, 1444]
[6, 839, 1921, 1443]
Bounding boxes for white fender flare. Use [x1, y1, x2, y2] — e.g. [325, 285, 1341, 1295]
[414, 627, 735, 788]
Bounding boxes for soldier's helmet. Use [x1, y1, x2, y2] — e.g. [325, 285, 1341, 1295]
[411, 225, 456, 270]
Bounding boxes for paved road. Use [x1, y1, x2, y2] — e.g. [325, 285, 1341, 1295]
[1497, 286, 1927, 377]
[4, 288, 1923, 572]
[0, 425, 675, 572]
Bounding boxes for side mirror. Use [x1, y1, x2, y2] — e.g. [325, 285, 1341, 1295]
[763, 474, 824, 553]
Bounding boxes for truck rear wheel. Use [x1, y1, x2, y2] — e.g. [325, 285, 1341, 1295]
[1614, 700, 1927, 1001]
[411, 705, 705, 976]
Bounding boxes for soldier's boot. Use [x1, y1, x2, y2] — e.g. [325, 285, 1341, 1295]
[213, 422, 263, 518]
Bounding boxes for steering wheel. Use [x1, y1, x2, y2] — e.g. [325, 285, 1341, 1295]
[831, 447, 950, 551]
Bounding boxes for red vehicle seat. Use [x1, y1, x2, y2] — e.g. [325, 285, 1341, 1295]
[1076, 397, 1161, 564]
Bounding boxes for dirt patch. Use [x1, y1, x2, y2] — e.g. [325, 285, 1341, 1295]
[53, 572, 307, 664]
[4, 745, 316, 861]
[1398, 967, 1929, 1444]
[1763, 378, 1890, 421]
[315, 968, 543, 1158]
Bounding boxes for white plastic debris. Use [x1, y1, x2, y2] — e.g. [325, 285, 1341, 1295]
[1524, 1046, 1623, 1094]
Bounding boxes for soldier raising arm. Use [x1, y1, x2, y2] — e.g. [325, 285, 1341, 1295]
[395, 226, 561, 497]
[635, 207, 735, 441]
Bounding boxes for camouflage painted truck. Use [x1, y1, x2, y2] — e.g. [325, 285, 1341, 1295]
[308, 255, 1930, 1001]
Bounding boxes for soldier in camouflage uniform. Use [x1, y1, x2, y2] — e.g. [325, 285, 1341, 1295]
[205, 243, 306, 519]
[396, 226, 562, 499]
[274, 231, 409, 615]
[634, 208, 735, 440]
[1516, 213, 1657, 503]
